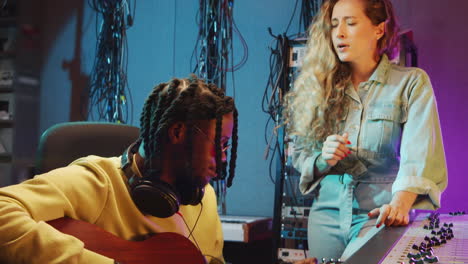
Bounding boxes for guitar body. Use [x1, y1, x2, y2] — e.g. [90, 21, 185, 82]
[47, 217, 206, 264]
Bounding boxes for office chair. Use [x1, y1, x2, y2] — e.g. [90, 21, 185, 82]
[35, 121, 140, 174]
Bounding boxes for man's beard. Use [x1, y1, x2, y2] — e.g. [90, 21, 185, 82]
[173, 160, 205, 205]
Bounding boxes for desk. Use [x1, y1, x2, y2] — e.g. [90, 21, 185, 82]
[221, 215, 273, 242]
[221, 215, 273, 264]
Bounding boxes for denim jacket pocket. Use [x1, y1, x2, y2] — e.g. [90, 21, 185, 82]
[364, 104, 407, 155]
[367, 105, 407, 123]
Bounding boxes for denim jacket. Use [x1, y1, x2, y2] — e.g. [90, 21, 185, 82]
[293, 55, 448, 210]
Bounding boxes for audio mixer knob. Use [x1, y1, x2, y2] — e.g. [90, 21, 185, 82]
[409, 258, 424, 264]
[424, 256, 439, 263]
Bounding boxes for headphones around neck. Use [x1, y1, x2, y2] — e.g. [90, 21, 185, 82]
[120, 141, 204, 218]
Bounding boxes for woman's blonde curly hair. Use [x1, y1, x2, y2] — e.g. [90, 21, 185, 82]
[284, 0, 399, 151]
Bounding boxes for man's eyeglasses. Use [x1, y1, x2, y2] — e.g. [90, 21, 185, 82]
[193, 125, 231, 152]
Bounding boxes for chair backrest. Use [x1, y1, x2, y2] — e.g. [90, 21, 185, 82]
[35, 121, 140, 174]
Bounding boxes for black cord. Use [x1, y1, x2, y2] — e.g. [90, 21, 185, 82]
[263, 1, 324, 187]
[262, 29, 290, 185]
[299, 0, 323, 35]
[285, 0, 300, 34]
[191, 0, 247, 93]
[85, 0, 134, 124]
[180, 202, 204, 252]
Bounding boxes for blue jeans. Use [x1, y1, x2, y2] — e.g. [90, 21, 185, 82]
[307, 173, 393, 260]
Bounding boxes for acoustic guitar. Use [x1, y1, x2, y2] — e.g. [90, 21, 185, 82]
[47, 217, 206, 264]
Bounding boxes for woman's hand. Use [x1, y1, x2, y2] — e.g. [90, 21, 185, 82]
[368, 191, 418, 227]
[320, 132, 351, 167]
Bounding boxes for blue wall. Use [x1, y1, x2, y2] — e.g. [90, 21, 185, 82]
[39, 0, 468, 217]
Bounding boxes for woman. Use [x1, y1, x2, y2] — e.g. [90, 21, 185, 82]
[285, 0, 447, 260]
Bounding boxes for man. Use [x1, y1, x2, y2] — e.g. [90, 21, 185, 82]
[0, 75, 238, 263]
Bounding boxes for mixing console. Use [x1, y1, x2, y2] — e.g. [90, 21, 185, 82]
[380, 212, 468, 264]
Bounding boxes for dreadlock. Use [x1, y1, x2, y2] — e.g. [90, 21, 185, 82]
[139, 75, 238, 188]
[227, 108, 238, 187]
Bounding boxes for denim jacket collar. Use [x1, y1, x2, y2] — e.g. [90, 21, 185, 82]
[369, 54, 390, 85]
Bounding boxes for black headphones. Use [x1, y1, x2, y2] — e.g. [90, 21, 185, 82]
[120, 140, 204, 218]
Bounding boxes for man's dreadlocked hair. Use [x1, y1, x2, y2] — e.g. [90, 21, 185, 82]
[139, 75, 238, 187]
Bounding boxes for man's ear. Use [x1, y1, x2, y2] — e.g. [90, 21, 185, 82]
[167, 122, 186, 144]
[376, 21, 385, 40]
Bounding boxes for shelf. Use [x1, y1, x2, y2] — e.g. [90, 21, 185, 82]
[0, 1, 40, 185]
[0, 152, 12, 163]
[17, 75, 40, 87]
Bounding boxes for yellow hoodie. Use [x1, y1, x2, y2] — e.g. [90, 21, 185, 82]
[0, 155, 224, 263]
